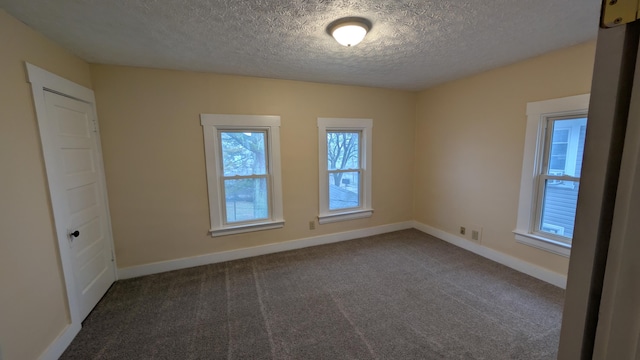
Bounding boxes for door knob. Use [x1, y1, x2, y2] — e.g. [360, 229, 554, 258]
[70, 230, 80, 237]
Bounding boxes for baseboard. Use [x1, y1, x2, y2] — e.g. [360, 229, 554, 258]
[412, 221, 567, 289]
[118, 220, 567, 288]
[38, 322, 81, 360]
[118, 221, 414, 279]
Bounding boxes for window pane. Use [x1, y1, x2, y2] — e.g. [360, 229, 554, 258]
[549, 143, 567, 172]
[224, 178, 269, 223]
[327, 132, 360, 170]
[553, 129, 569, 143]
[220, 131, 266, 176]
[540, 180, 579, 240]
[328, 172, 360, 210]
[547, 117, 587, 177]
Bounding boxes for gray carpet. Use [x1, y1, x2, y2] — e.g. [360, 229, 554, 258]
[61, 229, 564, 359]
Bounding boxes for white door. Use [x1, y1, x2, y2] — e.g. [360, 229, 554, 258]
[43, 90, 116, 320]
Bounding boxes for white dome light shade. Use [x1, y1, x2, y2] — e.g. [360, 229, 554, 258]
[327, 18, 371, 47]
[331, 22, 368, 46]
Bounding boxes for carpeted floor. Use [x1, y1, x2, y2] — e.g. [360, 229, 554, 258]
[61, 229, 564, 359]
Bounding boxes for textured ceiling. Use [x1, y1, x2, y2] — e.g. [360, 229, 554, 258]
[1, 0, 600, 90]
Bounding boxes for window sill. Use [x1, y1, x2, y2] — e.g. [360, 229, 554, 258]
[210, 220, 284, 237]
[513, 230, 571, 257]
[318, 209, 373, 224]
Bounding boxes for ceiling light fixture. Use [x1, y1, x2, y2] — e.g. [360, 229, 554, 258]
[327, 17, 371, 47]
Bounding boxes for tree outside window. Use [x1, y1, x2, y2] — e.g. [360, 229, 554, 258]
[201, 114, 283, 236]
[317, 117, 372, 224]
[327, 131, 361, 210]
[220, 131, 269, 223]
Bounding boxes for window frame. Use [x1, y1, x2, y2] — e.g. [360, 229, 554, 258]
[514, 94, 590, 257]
[317, 118, 373, 224]
[201, 114, 284, 236]
[534, 116, 586, 243]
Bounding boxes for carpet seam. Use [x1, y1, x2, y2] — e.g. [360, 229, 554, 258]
[328, 290, 380, 360]
[252, 259, 279, 360]
[225, 264, 233, 360]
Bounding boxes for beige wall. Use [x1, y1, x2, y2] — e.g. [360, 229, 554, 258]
[0, 10, 93, 360]
[414, 41, 596, 275]
[89, 65, 417, 268]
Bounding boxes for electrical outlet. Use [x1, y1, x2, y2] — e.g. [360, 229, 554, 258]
[459, 226, 466, 236]
[470, 227, 483, 241]
[309, 221, 316, 230]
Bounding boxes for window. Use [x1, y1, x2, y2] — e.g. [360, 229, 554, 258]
[514, 94, 589, 256]
[317, 118, 373, 224]
[201, 114, 284, 236]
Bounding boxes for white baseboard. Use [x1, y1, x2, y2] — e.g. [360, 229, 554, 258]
[412, 221, 567, 289]
[38, 323, 80, 360]
[118, 221, 414, 279]
[118, 220, 566, 289]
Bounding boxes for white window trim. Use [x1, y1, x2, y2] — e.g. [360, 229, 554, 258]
[317, 118, 373, 224]
[201, 114, 284, 236]
[514, 94, 589, 257]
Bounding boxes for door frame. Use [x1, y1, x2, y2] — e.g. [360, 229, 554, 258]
[591, 40, 640, 357]
[25, 63, 118, 360]
[557, 18, 640, 360]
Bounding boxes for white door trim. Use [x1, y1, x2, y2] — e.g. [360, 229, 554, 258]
[25, 63, 118, 360]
